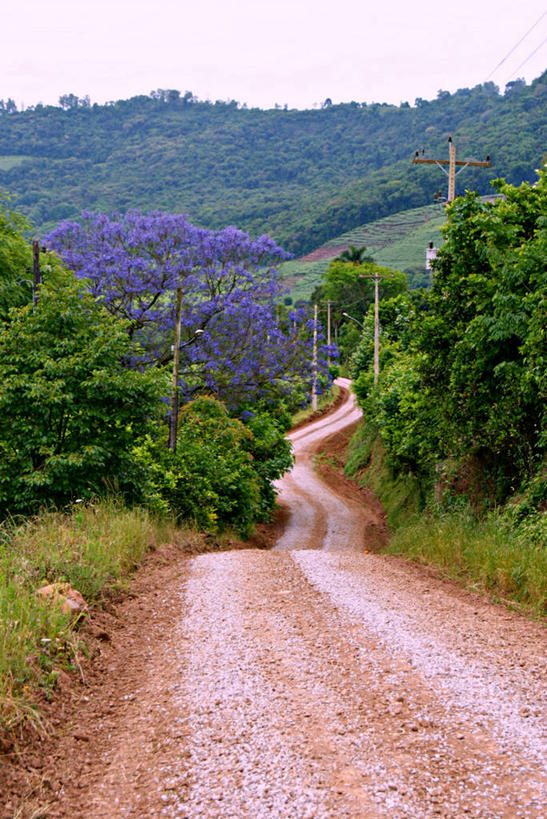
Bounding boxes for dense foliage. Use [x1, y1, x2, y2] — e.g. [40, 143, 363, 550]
[0, 74, 545, 255]
[45, 210, 327, 409]
[0, 202, 303, 531]
[352, 171, 546, 509]
[135, 398, 293, 535]
[0, 266, 165, 515]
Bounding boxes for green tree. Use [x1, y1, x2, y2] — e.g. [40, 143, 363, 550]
[418, 172, 546, 499]
[0, 266, 165, 515]
[0, 194, 33, 319]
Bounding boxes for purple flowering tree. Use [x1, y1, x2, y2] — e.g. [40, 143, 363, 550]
[46, 210, 199, 343]
[45, 211, 330, 409]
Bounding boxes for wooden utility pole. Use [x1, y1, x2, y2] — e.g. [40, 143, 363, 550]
[326, 300, 332, 367]
[311, 303, 318, 411]
[168, 288, 183, 452]
[413, 137, 491, 203]
[32, 240, 41, 309]
[360, 271, 395, 386]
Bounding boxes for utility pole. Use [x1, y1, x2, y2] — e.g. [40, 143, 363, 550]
[413, 137, 491, 203]
[32, 240, 41, 309]
[360, 271, 395, 386]
[168, 288, 184, 452]
[311, 303, 318, 411]
[325, 300, 332, 367]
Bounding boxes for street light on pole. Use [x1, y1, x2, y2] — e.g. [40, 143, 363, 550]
[342, 312, 364, 330]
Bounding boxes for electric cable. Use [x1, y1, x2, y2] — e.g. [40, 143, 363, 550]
[506, 35, 547, 80]
[485, 9, 547, 81]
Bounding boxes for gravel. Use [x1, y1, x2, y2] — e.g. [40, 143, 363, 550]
[47, 379, 546, 818]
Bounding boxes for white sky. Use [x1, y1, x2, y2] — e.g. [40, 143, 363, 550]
[2, 1, 546, 109]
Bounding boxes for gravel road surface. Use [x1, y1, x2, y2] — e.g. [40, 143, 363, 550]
[47, 380, 546, 818]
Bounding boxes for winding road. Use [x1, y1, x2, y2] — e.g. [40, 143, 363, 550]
[38, 381, 546, 818]
[274, 377, 366, 553]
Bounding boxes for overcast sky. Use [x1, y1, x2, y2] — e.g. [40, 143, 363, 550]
[2, 1, 546, 110]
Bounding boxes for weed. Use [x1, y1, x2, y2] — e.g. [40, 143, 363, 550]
[388, 506, 546, 616]
[0, 499, 198, 733]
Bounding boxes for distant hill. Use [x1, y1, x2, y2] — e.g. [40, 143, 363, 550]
[0, 74, 545, 256]
[280, 203, 447, 301]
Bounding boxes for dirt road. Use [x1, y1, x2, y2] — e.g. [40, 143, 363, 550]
[15, 381, 546, 817]
[274, 377, 368, 552]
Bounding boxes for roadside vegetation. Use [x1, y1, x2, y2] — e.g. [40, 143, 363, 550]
[0, 500, 205, 732]
[346, 171, 546, 616]
[0, 195, 325, 733]
[291, 382, 341, 427]
[387, 505, 546, 614]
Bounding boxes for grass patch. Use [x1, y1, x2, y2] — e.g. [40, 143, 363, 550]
[345, 422, 420, 529]
[388, 506, 547, 617]
[0, 499, 199, 733]
[291, 384, 340, 427]
[345, 420, 546, 616]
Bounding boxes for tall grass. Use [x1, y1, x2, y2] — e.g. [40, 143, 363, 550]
[0, 500, 196, 732]
[346, 423, 546, 617]
[388, 506, 547, 616]
[291, 384, 340, 427]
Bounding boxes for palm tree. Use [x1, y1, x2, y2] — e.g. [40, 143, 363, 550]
[335, 244, 374, 265]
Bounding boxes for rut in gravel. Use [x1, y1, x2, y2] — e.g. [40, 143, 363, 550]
[23, 379, 547, 818]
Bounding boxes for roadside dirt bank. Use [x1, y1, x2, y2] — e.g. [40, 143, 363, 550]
[1, 381, 545, 818]
[0, 517, 290, 818]
[0, 392, 350, 815]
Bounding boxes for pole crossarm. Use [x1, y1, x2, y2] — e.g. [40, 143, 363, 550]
[359, 273, 396, 281]
[412, 138, 492, 203]
[412, 158, 492, 167]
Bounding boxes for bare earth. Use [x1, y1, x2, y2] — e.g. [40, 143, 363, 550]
[4, 380, 546, 817]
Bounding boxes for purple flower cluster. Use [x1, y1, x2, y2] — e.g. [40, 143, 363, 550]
[45, 210, 331, 408]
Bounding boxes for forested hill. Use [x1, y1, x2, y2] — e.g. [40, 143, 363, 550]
[0, 74, 545, 255]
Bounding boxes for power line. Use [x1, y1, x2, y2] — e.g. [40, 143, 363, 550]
[507, 35, 547, 80]
[485, 9, 547, 81]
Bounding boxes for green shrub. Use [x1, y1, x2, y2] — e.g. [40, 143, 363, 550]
[136, 397, 263, 536]
[0, 267, 165, 516]
[241, 411, 294, 517]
